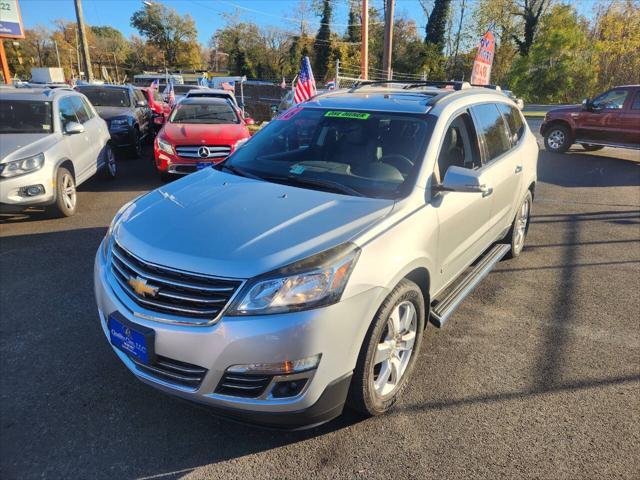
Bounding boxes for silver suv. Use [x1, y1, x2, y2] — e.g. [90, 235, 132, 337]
[94, 82, 538, 428]
[0, 87, 116, 217]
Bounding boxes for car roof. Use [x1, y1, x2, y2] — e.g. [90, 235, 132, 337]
[0, 87, 77, 101]
[186, 88, 233, 95]
[76, 84, 130, 91]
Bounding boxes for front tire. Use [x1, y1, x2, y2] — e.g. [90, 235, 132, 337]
[504, 190, 532, 259]
[50, 167, 77, 217]
[544, 125, 571, 153]
[130, 129, 142, 159]
[347, 279, 425, 416]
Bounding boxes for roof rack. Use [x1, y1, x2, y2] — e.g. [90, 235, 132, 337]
[349, 80, 502, 92]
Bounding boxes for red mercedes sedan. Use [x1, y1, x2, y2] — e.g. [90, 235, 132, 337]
[154, 97, 251, 180]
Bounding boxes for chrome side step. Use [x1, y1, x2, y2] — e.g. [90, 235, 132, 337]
[430, 244, 511, 328]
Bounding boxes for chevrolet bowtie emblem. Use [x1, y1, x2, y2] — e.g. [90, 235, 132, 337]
[128, 275, 159, 298]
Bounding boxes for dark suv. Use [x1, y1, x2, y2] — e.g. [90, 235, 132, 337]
[76, 85, 152, 157]
[541, 85, 640, 153]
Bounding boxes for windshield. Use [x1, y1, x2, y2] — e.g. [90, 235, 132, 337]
[77, 87, 130, 107]
[170, 102, 239, 124]
[221, 107, 431, 199]
[0, 100, 53, 134]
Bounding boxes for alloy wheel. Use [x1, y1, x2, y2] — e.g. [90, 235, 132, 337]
[372, 300, 417, 398]
[61, 174, 76, 211]
[547, 129, 565, 150]
[513, 197, 530, 254]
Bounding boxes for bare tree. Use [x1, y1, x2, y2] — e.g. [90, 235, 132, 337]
[512, 0, 550, 56]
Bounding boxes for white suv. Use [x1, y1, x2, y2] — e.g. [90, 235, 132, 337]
[0, 87, 115, 217]
[95, 81, 538, 428]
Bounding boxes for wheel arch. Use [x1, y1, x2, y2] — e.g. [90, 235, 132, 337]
[56, 158, 75, 180]
[542, 119, 573, 139]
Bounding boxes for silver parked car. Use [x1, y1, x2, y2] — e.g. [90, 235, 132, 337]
[0, 87, 116, 217]
[95, 81, 538, 428]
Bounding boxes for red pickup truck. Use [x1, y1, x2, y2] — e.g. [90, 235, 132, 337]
[541, 85, 640, 153]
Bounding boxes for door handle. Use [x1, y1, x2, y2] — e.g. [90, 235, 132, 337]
[515, 165, 523, 174]
[481, 185, 493, 197]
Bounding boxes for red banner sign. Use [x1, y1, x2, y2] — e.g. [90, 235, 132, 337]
[470, 31, 495, 85]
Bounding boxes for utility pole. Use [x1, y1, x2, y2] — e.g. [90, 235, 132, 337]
[451, 0, 466, 80]
[361, 0, 368, 79]
[112, 52, 120, 83]
[74, 0, 93, 82]
[382, 0, 395, 80]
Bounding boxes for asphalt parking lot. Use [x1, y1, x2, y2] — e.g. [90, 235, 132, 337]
[1, 121, 639, 479]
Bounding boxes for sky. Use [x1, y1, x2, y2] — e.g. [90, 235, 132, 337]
[18, 0, 601, 46]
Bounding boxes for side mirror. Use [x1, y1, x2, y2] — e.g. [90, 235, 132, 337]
[434, 166, 492, 197]
[65, 121, 85, 135]
[136, 100, 147, 108]
[581, 98, 592, 111]
[516, 98, 524, 110]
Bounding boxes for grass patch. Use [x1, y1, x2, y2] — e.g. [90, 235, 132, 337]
[522, 111, 547, 118]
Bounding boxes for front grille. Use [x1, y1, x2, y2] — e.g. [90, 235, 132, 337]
[110, 242, 242, 323]
[215, 373, 272, 398]
[175, 145, 231, 160]
[130, 354, 207, 389]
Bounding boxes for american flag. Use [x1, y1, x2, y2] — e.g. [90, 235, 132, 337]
[164, 81, 176, 107]
[150, 79, 159, 90]
[293, 56, 316, 104]
[221, 81, 235, 91]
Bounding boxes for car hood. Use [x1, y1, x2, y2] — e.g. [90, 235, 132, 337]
[161, 123, 249, 146]
[0, 133, 58, 163]
[114, 168, 394, 279]
[547, 105, 581, 115]
[95, 106, 133, 120]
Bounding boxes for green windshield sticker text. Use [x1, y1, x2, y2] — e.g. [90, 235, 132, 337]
[324, 111, 371, 120]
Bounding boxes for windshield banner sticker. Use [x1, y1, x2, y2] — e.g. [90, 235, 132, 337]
[324, 111, 370, 120]
[289, 165, 305, 175]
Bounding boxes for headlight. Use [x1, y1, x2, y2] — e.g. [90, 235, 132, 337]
[0, 153, 45, 178]
[157, 137, 174, 155]
[110, 118, 129, 128]
[228, 243, 360, 315]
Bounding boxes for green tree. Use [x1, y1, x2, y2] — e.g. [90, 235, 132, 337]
[509, 4, 595, 102]
[130, 3, 198, 67]
[313, 0, 333, 80]
[591, 0, 640, 92]
[425, 0, 452, 52]
[512, 0, 550, 56]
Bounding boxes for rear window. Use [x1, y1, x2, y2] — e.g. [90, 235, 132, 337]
[170, 102, 239, 124]
[77, 87, 130, 107]
[497, 103, 524, 145]
[222, 108, 432, 199]
[174, 85, 196, 95]
[0, 100, 53, 134]
[471, 103, 511, 163]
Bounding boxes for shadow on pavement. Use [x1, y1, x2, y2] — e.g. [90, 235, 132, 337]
[0, 227, 363, 480]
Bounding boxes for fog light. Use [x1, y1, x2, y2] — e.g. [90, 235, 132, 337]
[226, 354, 321, 375]
[271, 379, 308, 398]
[19, 184, 45, 197]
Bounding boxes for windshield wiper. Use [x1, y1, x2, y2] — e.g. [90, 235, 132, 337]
[219, 163, 264, 180]
[262, 175, 366, 197]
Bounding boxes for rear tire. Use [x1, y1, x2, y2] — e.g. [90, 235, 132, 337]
[544, 125, 571, 153]
[581, 144, 605, 152]
[504, 190, 532, 259]
[50, 167, 77, 217]
[347, 279, 425, 416]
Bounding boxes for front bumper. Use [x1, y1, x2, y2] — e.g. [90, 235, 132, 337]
[0, 164, 56, 208]
[109, 126, 135, 147]
[94, 244, 384, 428]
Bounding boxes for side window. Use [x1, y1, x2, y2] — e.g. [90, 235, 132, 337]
[631, 92, 640, 110]
[435, 111, 482, 180]
[58, 97, 79, 127]
[70, 97, 90, 124]
[471, 103, 512, 164]
[592, 89, 628, 110]
[133, 89, 145, 105]
[497, 103, 524, 146]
